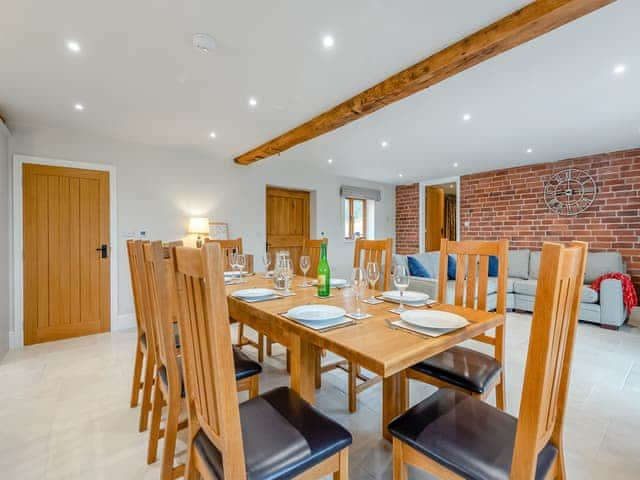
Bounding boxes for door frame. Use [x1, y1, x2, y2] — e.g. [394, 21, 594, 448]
[11, 154, 118, 348]
[418, 176, 460, 253]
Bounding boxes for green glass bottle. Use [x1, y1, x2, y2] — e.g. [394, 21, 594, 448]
[317, 243, 331, 297]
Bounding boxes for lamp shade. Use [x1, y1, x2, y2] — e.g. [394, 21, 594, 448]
[188, 217, 210, 235]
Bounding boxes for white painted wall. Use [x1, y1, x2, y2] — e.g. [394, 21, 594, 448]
[8, 126, 395, 338]
[0, 122, 10, 359]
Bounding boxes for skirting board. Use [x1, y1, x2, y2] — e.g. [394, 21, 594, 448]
[113, 314, 136, 331]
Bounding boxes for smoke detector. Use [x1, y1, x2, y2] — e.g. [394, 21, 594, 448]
[192, 33, 217, 54]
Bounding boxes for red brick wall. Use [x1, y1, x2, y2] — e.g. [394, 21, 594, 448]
[396, 183, 420, 254]
[459, 148, 640, 289]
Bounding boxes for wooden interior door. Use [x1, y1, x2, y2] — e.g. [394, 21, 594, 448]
[266, 187, 310, 274]
[23, 164, 110, 345]
[425, 186, 445, 252]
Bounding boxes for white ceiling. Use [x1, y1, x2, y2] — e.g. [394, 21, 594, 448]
[1, 0, 638, 184]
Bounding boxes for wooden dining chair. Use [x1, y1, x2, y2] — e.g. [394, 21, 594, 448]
[267, 238, 328, 359]
[405, 239, 509, 410]
[389, 241, 588, 480]
[126, 239, 156, 432]
[145, 241, 263, 479]
[320, 238, 392, 412]
[205, 237, 265, 361]
[172, 243, 352, 480]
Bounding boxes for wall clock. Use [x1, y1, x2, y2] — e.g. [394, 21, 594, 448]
[543, 168, 597, 216]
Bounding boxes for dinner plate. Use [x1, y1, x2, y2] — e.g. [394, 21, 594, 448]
[232, 288, 277, 300]
[225, 271, 248, 276]
[382, 290, 429, 303]
[400, 310, 468, 330]
[287, 305, 346, 323]
[311, 278, 349, 288]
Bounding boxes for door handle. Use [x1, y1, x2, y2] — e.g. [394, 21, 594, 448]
[96, 244, 108, 259]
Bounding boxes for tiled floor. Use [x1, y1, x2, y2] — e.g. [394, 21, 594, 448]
[1, 313, 639, 479]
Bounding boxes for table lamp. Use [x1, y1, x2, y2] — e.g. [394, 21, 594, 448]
[188, 217, 209, 248]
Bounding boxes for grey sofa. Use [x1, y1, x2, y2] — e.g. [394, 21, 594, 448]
[393, 249, 628, 328]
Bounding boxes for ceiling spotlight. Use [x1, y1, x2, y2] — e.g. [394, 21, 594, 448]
[67, 40, 81, 53]
[449, 184, 455, 188]
[381, 140, 389, 148]
[398, 173, 404, 178]
[322, 35, 335, 49]
[192, 33, 217, 54]
[209, 131, 217, 139]
[613, 64, 626, 75]
[462, 113, 471, 122]
[248, 97, 258, 107]
[74, 103, 84, 111]
[453, 162, 459, 168]
[526, 147, 533, 154]
[327, 158, 333, 164]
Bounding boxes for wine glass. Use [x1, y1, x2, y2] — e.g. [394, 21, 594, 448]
[262, 251, 271, 277]
[350, 267, 367, 318]
[300, 255, 310, 286]
[282, 258, 294, 294]
[393, 264, 410, 312]
[366, 262, 380, 301]
[235, 254, 247, 283]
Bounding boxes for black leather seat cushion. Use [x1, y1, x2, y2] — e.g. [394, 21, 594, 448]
[158, 357, 186, 397]
[388, 389, 557, 480]
[233, 346, 262, 380]
[194, 387, 352, 480]
[411, 346, 502, 394]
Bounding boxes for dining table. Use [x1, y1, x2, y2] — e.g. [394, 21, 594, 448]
[226, 275, 505, 441]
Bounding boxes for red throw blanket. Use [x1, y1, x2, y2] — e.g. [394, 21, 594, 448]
[590, 273, 638, 313]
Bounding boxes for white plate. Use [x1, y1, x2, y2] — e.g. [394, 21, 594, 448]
[287, 305, 346, 323]
[400, 310, 468, 330]
[382, 290, 429, 303]
[311, 278, 349, 288]
[232, 288, 277, 300]
[225, 271, 248, 276]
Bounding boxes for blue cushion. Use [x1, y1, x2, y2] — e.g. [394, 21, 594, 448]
[447, 255, 456, 280]
[408, 256, 431, 278]
[488, 256, 499, 277]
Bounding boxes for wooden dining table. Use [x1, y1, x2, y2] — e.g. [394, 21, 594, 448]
[226, 275, 504, 440]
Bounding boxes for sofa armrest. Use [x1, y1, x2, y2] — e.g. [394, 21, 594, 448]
[599, 278, 627, 327]
[408, 277, 438, 299]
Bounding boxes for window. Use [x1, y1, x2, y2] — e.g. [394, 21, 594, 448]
[344, 197, 367, 239]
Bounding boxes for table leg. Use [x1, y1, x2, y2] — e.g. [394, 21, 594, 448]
[382, 372, 408, 441]
[289, 335, 317, 404]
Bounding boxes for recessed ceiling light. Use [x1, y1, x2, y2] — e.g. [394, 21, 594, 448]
[67, 40, 81, 53]
[449, 184, 455, 188]
[526, 147, 533, 154]
[74, 103, 84, 111]
[453, 162, 459, 168]
[327, 158, 333, 164]
[248, 97, 258, 107]
[209, 131, 217, 139]
[613, 64, 626, 75]
[398, 173, 404, 178]
[192, 33, 217, 54]
[381, 140, 389, 148]
[462, 113, 471, 122]
[322, 35, 335, 49]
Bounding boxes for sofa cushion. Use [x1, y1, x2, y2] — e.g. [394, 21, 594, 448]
[488, 255, 499, 277]
[506, 278, 517, 293]
[584, 252, 625, 283]
[508, 250, 530, 279]
[392, 254, 408, 270]
[448, 255, 457, 280]
[513, 279, 537, 297]
[408, 256, 431, 278]
[580, 286, 599, 304]
[529, 251, 541, 280]
[445, 278, 498, 304]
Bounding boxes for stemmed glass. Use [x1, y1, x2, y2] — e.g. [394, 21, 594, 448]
[282, 258, 294, 295]
[232, 253, 247, 283]
[350, 267, 368, 318]
[262, 252, 271, 278]
[366, 262, 380, 301]
[393, 264, 410, 312]
[300, 255, 310, 286]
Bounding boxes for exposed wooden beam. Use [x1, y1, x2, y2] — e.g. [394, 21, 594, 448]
[234, 0, 615, 165]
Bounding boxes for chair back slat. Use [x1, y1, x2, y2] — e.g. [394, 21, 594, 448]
[353, 238, 393, 290]
[172, 244, 246, 479]
[142, 242, 181, 396]
[477, 255, 489, 311]
[205, 238, 243, 270]
[511, 242, 588, 479]
[302, 238, 328, 275]
[126, 240, 151, 338]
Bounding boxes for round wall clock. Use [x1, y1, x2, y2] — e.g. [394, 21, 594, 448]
[543, 168, 597, 216]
